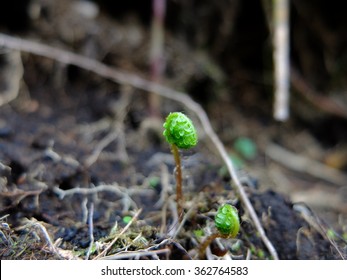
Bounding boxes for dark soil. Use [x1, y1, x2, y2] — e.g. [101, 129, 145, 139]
[0, 0, 346, 260]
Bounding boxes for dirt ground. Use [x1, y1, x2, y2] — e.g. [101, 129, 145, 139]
[0, 0, 346, 260]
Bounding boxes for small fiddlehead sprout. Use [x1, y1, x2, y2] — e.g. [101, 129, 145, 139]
[198, 204, 240, 259]
[163, 112, 198, 220]
[163, 112, 198, 149]
[214, 204, 240, 237]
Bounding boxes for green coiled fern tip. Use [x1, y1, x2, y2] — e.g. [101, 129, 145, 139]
[163, 112, 198, 149]
[215, 204, 240, 237]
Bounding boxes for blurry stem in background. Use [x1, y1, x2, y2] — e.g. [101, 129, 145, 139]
[273, 0, 290, 121]
[149, 0, 166, 117]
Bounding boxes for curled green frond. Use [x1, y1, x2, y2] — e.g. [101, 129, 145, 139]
[215, 204, 240, 237]
[163, 112, 198, 149]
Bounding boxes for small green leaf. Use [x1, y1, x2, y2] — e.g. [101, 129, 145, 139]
[257, 249, 265, 259]
[149, 176, 160, 188]
[193, 229, 205, 238]
[122, 216, 132, 224]
[233, 137, 257, 160]
[326, 229, 336, 240]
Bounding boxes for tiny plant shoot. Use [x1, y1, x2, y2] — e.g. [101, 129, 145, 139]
[163, 112, 198, 220]
[199, 204, 240, 259]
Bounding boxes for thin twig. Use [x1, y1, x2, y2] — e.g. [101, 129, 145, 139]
[0, 50, 23, 106]
[85, 202, 95, 260]
[106, 238, 170, 260]
[84, 131, 119, 167]
[290, 67, 347, 119]
[149, 0, 166, 117]
[0, 33, 279, 259]
[53, 183, 151, 212]
[99, 248, 170, 260]
[170, 203, 196, 239]
[53, 183, 152, 198]
[20, 218, 62, 259]
[93, 208, 142, 259]
[166, 199, 179, 237]
[156, 164, 170, 235]
[293, 203, 345, 260]
[273, 0, 290, 121]
[266, 142, 347, 185]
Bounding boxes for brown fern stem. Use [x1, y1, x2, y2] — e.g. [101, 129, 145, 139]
[171, 143, 183, 222]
